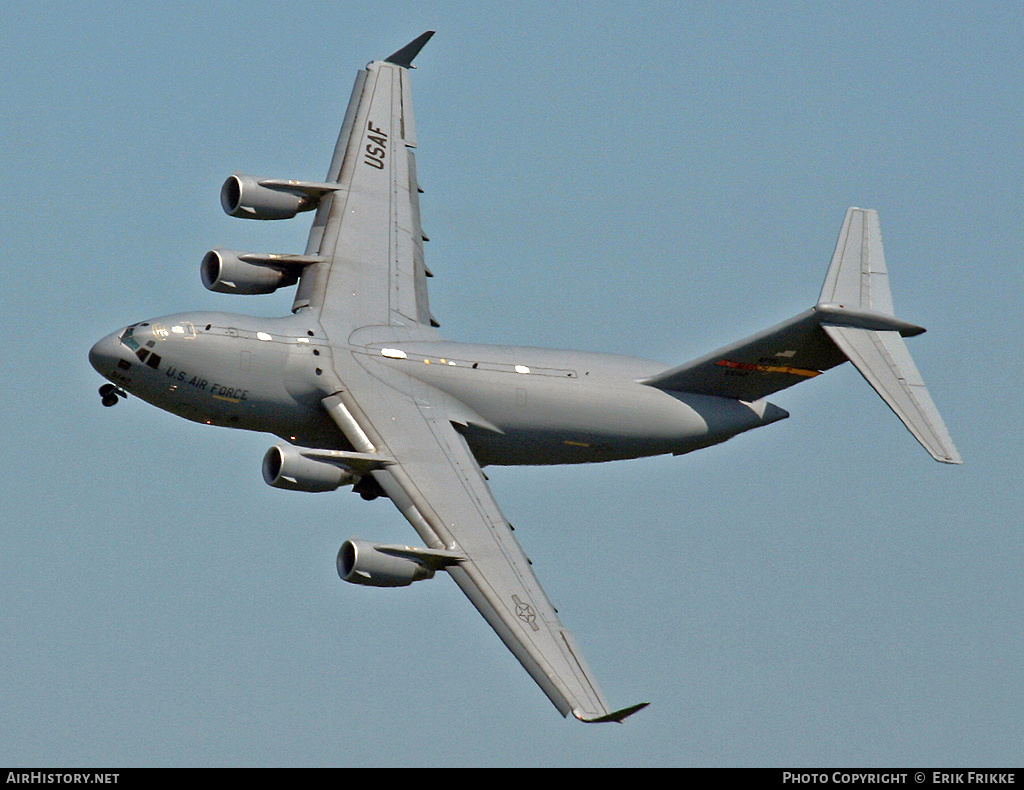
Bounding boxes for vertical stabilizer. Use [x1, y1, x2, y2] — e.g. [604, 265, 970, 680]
[819, 207, 894, 315]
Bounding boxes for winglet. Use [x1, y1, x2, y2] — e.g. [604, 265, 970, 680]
[576, 701, 650, 724]
[385, 31, 435, 68]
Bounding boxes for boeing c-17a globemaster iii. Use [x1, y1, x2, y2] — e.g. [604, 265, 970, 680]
[89, 32, 961, 723]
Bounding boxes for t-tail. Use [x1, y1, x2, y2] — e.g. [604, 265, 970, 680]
[815, 208, 961, 464]
[641, 207, 962, 464]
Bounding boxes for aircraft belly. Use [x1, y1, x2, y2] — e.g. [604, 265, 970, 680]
[151, 345, 306, 432]
[399, 361, 768, 465]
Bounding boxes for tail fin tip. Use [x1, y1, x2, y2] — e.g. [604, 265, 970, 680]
[818, 207, 894, 317]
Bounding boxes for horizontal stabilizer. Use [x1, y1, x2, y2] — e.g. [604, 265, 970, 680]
[639, 308, 848, 401]
[822, 325, 962, 464]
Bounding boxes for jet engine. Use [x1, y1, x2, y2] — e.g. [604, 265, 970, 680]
[337, 539, 437, 587]
[220, 173, 338, 220]
[262, 444, 360, 493]
[201, 248, 298, 295]
[337, 540, 465, 588]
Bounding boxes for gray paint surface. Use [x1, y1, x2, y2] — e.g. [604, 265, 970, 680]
[88, 35, 959, 724]
[4, 7, 1007, 766]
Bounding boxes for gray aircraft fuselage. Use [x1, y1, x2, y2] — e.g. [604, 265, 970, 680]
[90, 309, 787, 468]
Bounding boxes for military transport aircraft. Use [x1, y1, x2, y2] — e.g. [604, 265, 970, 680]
[89, 31, 961, 723]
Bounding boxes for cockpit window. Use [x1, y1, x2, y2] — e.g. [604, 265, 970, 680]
[119, 324, 141, 351]
[116, 325, 162, 370]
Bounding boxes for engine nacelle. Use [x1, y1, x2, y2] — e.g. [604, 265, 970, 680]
[262, 444, 359, 493]
[220, 173, 336, 220]
[337, 539, 437, 587]
[201, 248, 297, 295]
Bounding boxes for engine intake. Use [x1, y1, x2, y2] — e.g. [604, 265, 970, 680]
[220, 173, 339, 220]
[201, 248, 297, 295]
[262, 444, 359, 493]
[337, 540, 465, 588]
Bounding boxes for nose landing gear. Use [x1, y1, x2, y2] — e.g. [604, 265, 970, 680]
[99, 383, 128, 407]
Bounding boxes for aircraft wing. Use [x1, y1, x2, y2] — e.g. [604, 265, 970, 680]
[297, 34, 644, 721]
[318, 356, 646, 723]
[291, 32, 438, 330]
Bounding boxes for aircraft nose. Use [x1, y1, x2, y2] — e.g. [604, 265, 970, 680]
[89, 331, 123, 376]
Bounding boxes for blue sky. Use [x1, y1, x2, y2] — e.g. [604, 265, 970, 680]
[2, 1, 1022, 767]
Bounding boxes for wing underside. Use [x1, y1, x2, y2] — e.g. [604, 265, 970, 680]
[296, 37, 644, 720]
[292, 51, 436, 330]
[319, 358, 644, 721]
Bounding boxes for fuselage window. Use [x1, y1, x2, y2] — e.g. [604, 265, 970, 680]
[171, 322, 197, 339]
